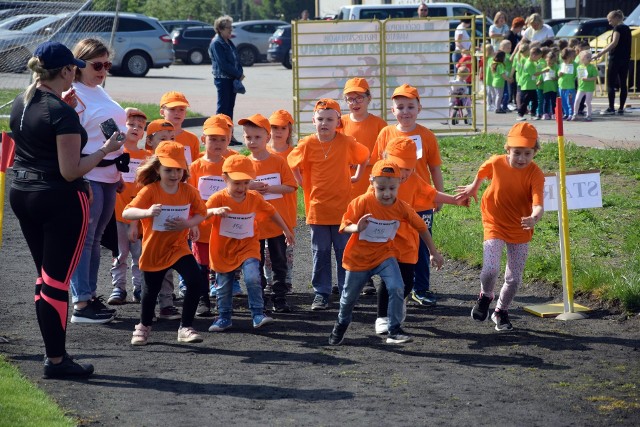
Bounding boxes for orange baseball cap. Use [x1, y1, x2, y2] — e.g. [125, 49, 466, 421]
[146, 119, 174, 135]
[392, 84, 420, 102]
[222, 154, 256, 180]
[385, 136, 417, 169]
[160, 91, 190, 108]
[216, 113, 233, 128]
[343, 77, 369, 94]
[371, 159, 401, 179]
[125, 107, 147, 121]
[203, 116, 229, 136]
[269, 110, 294, 127]
[314, 98, 342, 116]
[507, 122, 538, 148]
[238, 114, 271, 135]
[156, 141, 187, 170]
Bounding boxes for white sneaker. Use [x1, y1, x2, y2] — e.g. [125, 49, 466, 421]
[375, 317, 389, 334]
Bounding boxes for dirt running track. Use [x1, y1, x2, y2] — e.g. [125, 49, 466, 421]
[0, 174, 639, 426]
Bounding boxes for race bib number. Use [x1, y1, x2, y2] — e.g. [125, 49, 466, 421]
[198, 175, 225, 200]
[254, 173, 283, 200]
[121, 158, 143, 183]
[183, 146, 193, 166]
[359, 217, 400, 243]
[578, 68, 588, 79]
[544, 69, 555, 80]
[152, 204, 190, 231]
[409, 135, 423, 159]
[220, 213, 255, 239]
[560, 63, 573, 74]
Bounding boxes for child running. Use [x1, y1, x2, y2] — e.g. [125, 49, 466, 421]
[123, 141, 208, 345]
[456, 122, 545, 331]
[328, 159, 444, 346]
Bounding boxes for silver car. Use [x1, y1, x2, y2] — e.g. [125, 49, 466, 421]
[230, 19, 287, 66]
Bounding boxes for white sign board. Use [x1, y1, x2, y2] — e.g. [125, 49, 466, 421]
[543, 171, 602, 212]
[551, 0, 566, 19]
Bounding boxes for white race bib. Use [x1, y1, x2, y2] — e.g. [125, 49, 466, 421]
[544, 69, 555, 80]
[359, 217, 400, 243]
[254, 173, 283, 200]
[409, 135, 423, 159]
[152, 204, 190, 231]
[578, 68, 588, 79]
[121, 158, 143, 183]
[561, 63, 573, 74]
[220, 213, 255, 239]
[183, 146, 193, 166]
[198, 175, 225, 200]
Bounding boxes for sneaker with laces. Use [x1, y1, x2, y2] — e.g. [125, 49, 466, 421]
[285, 282, 293, 294]
[107, 287, 127, 305]
[361, 280, 376, 295]
[132, 288, 141, 303]
[566, 115, 574, 121]
[273, 298, 291, 313]
[208, 317, 232, 332]
[43, 353, 94, 379]
[600, 108, 616, 115]
[471, 293, 493, 321]
[131, 323, 151, 346]
[328, 322, 349, 345]
[311, 294, 329, 310]
[617, 109, 624, 115]
[375, 317, 389, 334]
[264, 284, 274, 295]
[542, 113, 550, 120]
[196, 297, 213, 317]
[158, 306, 181, 320]
[495, 109, 506, 114]
[516, 115, 527, 121]
[178, 286, 187, 299]
[253, 314, 274, 328]
[410, 290, 436, 306]
[91, 296, 116, 314]
[386, 328, 412, 344]
[585, 116, 592, 122]
[70, 303, 115, 324]
[491, 309, 513, 331]
[177, 326, 203, 343]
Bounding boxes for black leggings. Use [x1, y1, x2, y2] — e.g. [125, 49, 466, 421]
[376, 262, 416, 318]
[607, 60, 630, 110]
[141, 255, 203, 328]
[10, 187, 89, 358]
[518, 89, 538, 116]
[260, 235, 288, 300]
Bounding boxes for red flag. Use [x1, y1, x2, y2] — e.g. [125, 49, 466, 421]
[1, 132, 15, 172]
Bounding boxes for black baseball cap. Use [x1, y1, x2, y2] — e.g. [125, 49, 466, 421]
[34, 41, 86, 70]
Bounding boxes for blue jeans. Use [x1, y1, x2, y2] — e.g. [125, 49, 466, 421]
[543, 91, 557, 116]
[501, 81, 511, 110]
[338, 257, 404, 333]
[70, 180, 118, 303]
[310, 225, 350, 298]
[215, 258, 263, 319]
[535, 89, 544, 116]
[559, 88, 575, 117]
[413, 209, 433, 294]
[214, 78, 237, 120]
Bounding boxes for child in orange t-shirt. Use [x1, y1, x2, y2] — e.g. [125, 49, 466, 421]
[108, 108, 149, 305]
[123, 141, 208, 346]
[187, 115, 233, 318]
[288, 99, 369, 310]
[328, 160, 444, 346]
[159, 91, 200, 165]
[206, 155, 294, 332]
[242, 114, 297, 312]
[374, 84, 444, 307]
[456, 123, 545, 331]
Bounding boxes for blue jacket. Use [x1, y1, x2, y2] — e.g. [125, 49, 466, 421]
[209, 35, 243, 80]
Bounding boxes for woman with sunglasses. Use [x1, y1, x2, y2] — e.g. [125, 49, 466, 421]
[67, 38, 127, 324]
[9, 42, 125, 378]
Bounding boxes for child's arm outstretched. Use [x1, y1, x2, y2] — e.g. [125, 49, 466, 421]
[435, 191, 470, 207]
[418, 229, 444, 269]
[455, 175, 485, 203]
[123, 204, 162, 221]
[270, 211, 295, 246]
[521, 204, 544, 230]
[206, 206, 232, 218]
[249, 182, 296, 196]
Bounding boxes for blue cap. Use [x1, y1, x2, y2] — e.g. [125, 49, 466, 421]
[33, 41, 85, 70]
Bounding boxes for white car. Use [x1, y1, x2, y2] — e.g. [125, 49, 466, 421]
[231, 19, 288, 66]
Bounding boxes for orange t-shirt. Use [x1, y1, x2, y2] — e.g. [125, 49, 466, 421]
[206, 189, 276, 273]
[340, 192, 427, 271]
[126, 182, 207, 271]
[175, 130, 200, 166]
[267, 145, 294, 160]
[478, 155, 545, 244]
[188, 157, 226, 244]
[373, 124, 442, 209]
[250, 154, 298, 239]
[340, 113, 387, 199]
[115, 147, 150, 223]
[287, 132, 369, 225]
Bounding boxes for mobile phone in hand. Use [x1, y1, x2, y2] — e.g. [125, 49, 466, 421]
[99, 118, 125, 141]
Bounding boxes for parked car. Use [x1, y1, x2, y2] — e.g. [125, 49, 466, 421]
[267, 24, 291, 69]
[171, 25, 215, 65]
[0, 13, 50, 31]
[231, 19, 287, 66]
[556, 18, 612, 41]
[544, 18, 582, 35]
[0, 11, 173, 76]
[161, 19, 211, 34]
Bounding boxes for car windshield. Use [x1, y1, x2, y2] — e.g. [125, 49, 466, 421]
[18, 14, 68, 33]
[556, 22, 580, 37]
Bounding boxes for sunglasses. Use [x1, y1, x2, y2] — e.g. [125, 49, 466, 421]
[86, 60, 112, 71]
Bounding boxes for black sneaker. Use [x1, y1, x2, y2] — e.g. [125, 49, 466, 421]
[471, 293, 493, 321]
[264, 284, 274, 295]
[311, 294, 328, 311]
[491, 309, 513, 331]
[273, 298, 292, 313]
[600, 108, 616, 115]
[196, 297, 213, 317]
[71, 303, 115, 324]
[328, 322, 348, 345]
[43, 353, 94, 379]
[361, 279, 376, 295]
[285, 282, 293, 294]
[386, 328, 412, 344]
[331, 284, 339, 295]
[91, 296, 116, 314]
[617, 109, 625, 116]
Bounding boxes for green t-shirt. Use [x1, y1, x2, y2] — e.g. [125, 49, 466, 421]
[558, 61, 577, 90]
[516, 55, 528, 87]
[535, 59, 546, 87]
[504, 53, 512, 74]
[485, 57, 494, 87]
[491, 62, 507, 87]
[542, 64, 559, 93]
[520, 58, 538, 91]
[577, 63, 598, 92]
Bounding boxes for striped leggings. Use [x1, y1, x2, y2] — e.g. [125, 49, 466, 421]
[479, 239, 529, 311]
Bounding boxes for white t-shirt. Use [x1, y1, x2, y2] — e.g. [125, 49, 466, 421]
[522, 24, 555, 43]
[72, 82, 126, 183]
[489, 23, 509, 50]
[454, 23, 471, 51]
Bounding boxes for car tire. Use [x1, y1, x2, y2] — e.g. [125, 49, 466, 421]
[238, 46, 257, 67]
[283, 52, 292, 69]
[186, 49, 205, 65]
[122, 51, 151, 77]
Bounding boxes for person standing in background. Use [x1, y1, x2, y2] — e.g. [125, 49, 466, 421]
[417, 3, 428, 18]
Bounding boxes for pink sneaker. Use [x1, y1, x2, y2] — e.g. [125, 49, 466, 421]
[131, 323, 151, 346]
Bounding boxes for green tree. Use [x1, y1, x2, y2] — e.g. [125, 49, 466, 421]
[250, 0, 315, 22]
[142, 0, 223, 23]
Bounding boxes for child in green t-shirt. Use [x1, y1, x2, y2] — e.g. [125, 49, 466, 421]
[490, 51, 509, 113]
[570, 50, 598, 122]
[484, 44, 496, 111]
[516, 46, 542, 121]
[557, 47, 577, 119]
[541, 52, 559, 120]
